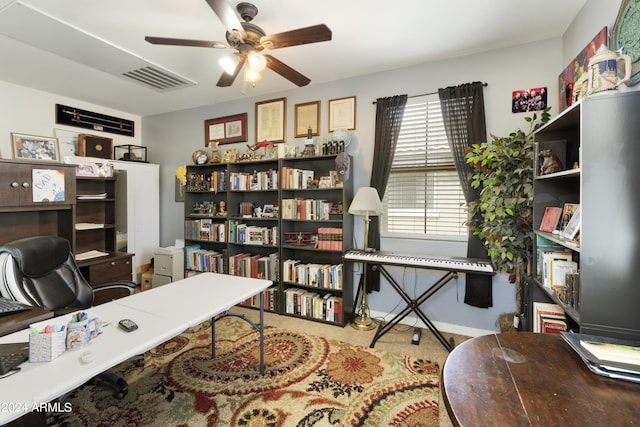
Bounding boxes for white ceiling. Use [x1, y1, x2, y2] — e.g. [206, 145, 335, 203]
[0, 0, 587, 117]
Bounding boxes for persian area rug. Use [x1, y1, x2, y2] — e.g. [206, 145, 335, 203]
[52, 315, 440, 427]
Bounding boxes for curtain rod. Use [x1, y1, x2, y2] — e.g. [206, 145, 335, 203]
[372, 82, 488, 104]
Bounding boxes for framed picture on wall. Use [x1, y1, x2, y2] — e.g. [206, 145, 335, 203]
[255, 97, 286, 143]
[11, 132, 61, 162]
[328, 96, 356, 131]
[205, 113, 248, 145]
[294, 100, 320, 138]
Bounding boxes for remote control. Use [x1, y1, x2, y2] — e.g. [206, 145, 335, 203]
[118, 319, 138, 332]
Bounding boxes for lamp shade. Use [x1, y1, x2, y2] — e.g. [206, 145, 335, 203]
[349, 187, 383, 217]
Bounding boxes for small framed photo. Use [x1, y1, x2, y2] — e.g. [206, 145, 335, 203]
[256, 97, 286, 143]
[328, 96, 356, 132]
[205, 113, 247, 146]
[560, 205, 581, 240]
[11, 132, 61, 162]
[294, 100, 320, 138]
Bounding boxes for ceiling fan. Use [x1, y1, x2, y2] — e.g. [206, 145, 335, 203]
[145, 0, 332, 88]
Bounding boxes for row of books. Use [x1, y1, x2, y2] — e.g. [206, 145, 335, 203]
[280, 198, 334, 220]
[229, 169, 278, 191]
[281, 259, 343, 289]
[228, 221, 278, 246]
[537, 242, 578, 290]
[316, 227, 343, 250]
[533, 302, 567, 334]
[280, 167, 314, 189]
[228, 252, 279, 281]
[185, 245, 226, 273]
[185, 219, 226, 242]
[239, 287, 279, 312]
[283, 287, 343, 323]
[187, 171, 227, 192]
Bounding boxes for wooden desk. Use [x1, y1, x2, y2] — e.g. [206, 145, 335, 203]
[441, 332, 640, 426]
[0, 307, 53, 337]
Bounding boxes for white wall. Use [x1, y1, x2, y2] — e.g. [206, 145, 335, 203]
[0, 81, 141, 158]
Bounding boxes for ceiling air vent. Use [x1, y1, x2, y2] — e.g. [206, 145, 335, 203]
[0, 1, 197, 92]
[122, 66, 194, 91]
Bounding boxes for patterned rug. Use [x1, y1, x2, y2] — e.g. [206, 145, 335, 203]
[52, 315, 440, 426]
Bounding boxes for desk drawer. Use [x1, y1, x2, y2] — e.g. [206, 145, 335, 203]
[86, 257, 132, 286]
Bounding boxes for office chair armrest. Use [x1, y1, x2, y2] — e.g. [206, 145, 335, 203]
[92, 281, 137, 306]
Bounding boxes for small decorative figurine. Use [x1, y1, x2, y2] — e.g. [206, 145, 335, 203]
[539, 149, 563, 175]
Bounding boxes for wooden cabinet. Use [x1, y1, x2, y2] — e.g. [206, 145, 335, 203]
[74, 175, 133, 286]
[183, 155, 353, 325]
[528, 91, 640, 340]
[0, 159, 75, 247]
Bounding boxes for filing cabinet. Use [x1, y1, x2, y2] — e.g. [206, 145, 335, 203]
[152, 252, 184, 287]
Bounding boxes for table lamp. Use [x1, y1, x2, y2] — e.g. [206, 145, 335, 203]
[348, 186, 383, 330]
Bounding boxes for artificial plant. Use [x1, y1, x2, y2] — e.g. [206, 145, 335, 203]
[465, 107, 550, 283]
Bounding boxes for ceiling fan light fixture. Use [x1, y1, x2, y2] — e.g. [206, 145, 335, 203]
[219, 55, 238, 75]
[247, 51, 267, 72]
[244, 67, 261, 86]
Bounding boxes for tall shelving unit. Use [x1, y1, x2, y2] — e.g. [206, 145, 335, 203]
[527, 91, 640, 340]
[183, 154, 353, 325]
[75, 176, 134, 286]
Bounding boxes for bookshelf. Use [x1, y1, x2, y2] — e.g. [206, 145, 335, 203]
[527, 91, 640, 340]
[183, 154, 353, 325]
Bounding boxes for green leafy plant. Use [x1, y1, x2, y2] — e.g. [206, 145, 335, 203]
[465, 108, 550, 282]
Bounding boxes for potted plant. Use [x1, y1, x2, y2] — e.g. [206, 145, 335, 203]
[465, 108, 550, 317]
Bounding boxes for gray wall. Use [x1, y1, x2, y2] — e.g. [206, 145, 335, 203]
[143, 0, 631, 335]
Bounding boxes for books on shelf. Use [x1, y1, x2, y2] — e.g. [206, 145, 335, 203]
[539, 206, 563, 232]
[316, 227, 343, 250]
[282, 259, 343, 289]
[283, 287, 343, 323]
[533, 302, 566, 334]
[539, 249, 573, 288]
[184, 219, 227, 242]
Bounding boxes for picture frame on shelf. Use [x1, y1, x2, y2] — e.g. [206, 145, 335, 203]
[256, 97, 286, 143]
[11, 132, 61, 162]
[328, 96, 356, 131]
[560, 205, 581, 240]
[294, 100, 320, 138]
[221, 147, 239, 163]
[204, 113, 247, 146]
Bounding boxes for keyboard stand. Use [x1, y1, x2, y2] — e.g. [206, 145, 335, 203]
[370, 265, 457, 352]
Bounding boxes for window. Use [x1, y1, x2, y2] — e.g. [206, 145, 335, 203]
[382, 94, 467, 240]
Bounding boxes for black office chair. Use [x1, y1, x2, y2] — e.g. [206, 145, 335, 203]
[0, 235, 140, 399]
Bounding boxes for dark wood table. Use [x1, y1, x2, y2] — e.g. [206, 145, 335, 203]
[442, 332, 640, 426]
[0, 306, 53, 337]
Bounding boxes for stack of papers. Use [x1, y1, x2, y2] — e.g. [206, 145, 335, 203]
[77, 193, 107, 200]
[75, 223, 105, 230]
[75, 250, 109, 261]
[561, 332, 640, 383]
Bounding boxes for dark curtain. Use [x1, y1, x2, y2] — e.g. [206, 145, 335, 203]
[366, 95, 408, 291]
[438, 82, 493, 308]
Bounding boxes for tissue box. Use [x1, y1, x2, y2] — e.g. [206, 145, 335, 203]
[29, 331, 66, 362]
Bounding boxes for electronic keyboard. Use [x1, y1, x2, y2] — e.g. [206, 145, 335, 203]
[343, 249, 494, 274]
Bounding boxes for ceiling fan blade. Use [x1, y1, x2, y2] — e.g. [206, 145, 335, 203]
[206, 0, 247, 38]
[264, 54, 310, 87]
[260, 24, 332, 50]
[216, 57, 246, 87]
[145, 36, 228, 49]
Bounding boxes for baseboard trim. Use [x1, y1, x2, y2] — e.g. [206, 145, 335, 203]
[368, 309, 495, 338]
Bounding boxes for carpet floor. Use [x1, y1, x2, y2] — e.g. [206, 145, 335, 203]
[51, 307, 468, 426]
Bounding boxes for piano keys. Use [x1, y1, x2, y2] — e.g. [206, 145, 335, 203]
[343, 249, 494, 274]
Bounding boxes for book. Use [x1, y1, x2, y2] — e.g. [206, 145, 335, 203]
[540, 316, 567, 334]
[541, 250, 572, 288]
[533, 302, 565, 333]
[539, 206, 563, 232]
[550, 259, 578, 287]
[580, 340, 640, 366]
